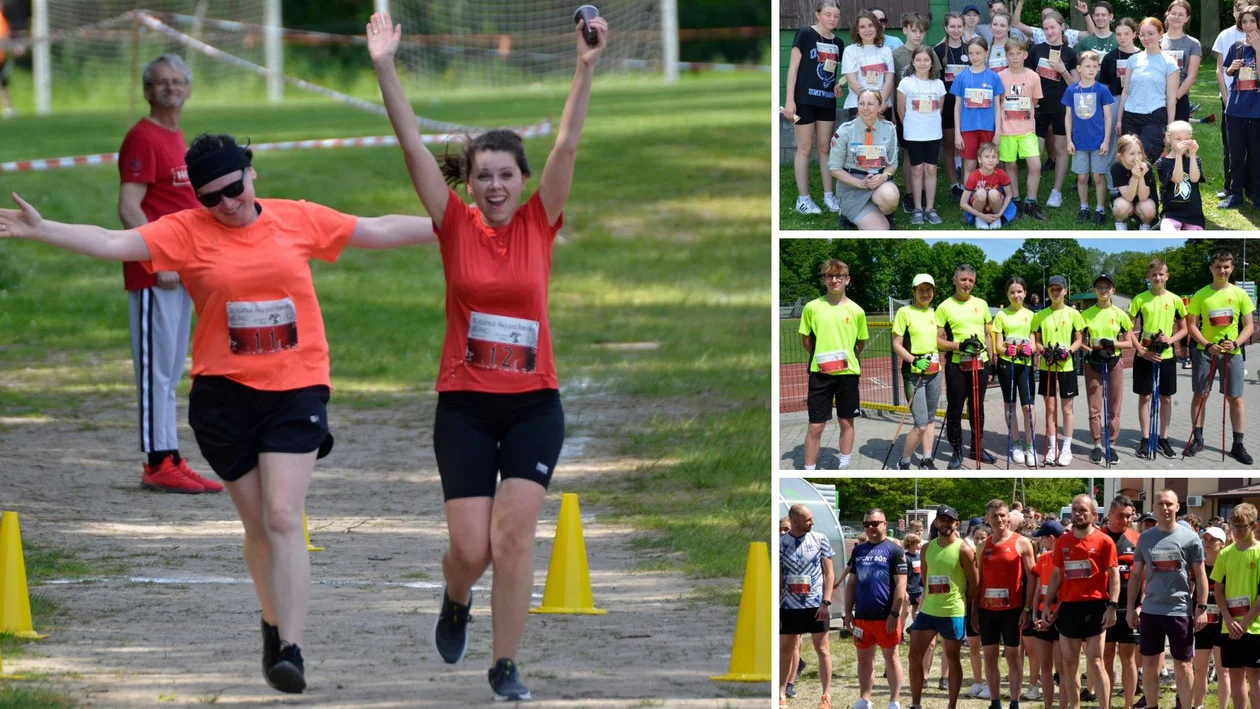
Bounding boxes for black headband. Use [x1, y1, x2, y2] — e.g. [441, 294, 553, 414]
[187, 142, 251, 191]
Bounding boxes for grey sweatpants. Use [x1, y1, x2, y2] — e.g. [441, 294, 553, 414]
[128, 285, 193, 453]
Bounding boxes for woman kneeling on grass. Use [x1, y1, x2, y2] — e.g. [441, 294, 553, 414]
[0, 133, 436, 694]
[828, 88, 901, 229]
[368, 10, 604, 702]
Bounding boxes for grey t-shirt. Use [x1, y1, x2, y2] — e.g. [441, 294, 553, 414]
[1138, 524, 1204, 616]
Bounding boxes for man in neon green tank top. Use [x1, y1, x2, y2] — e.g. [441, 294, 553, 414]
[799, 259, 869, 471]
[1186, 250, 1255, 464]
[909, 505, 979, 709]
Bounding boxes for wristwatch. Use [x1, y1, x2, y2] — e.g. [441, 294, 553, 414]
[821, 599, 832, 606]
[1106, 600, 1119, 609]
[1197, 603, 1209, 612]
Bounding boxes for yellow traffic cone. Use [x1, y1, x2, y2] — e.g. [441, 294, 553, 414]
[530, 493, 606, 615]
[0, 511, 47, 639]
[304, 510, 323, 552]
[711, 542, 770, 681]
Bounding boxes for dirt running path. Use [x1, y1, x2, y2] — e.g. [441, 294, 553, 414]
[0, 363, 766, 707]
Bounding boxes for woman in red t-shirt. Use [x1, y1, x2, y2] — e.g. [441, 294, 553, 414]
[0, 134, 435, 694]
[368, 9, 605, 701]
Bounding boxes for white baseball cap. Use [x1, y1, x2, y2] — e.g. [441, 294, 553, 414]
[1204, 527, 1227, 542]
[912, 273, 936, 288]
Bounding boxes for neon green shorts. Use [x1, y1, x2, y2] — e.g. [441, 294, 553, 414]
[999, 132, 1039, 162]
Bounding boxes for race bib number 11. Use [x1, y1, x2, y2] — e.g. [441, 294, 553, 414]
[466, 312, 540, 373]
[227, 298, 298, 355]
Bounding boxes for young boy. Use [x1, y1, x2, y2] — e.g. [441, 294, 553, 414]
[951, 36, 1005, 182]
[1128, 258, 1188, 458]
[1063, 50, 1115, 225]
[1031, 276, 1085, 466]
[799, 259, 869, 471]
[1186, 250, 1255, 463]
[961, 142, 1015, 228]
[1079, 273, 1132, 464]
[893, 13, 944, 215]
[997, 36, 1048, 220]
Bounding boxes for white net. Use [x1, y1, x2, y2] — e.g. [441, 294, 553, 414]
[44, 0, 267, 108]
[389, 0, 661, 89]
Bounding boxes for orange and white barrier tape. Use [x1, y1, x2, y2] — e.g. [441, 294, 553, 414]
[0, 122, 551, 174]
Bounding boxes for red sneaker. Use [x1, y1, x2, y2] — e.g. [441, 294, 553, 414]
[141, 456, 204, 494]
[177, 458, 223, 493]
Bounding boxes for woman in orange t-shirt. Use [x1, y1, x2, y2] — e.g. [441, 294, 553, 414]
[0, 133, 435, 694]
[368, 9, 606, 701]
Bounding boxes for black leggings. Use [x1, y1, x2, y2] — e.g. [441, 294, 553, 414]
[945, 360, 990, 449]
[433, 389, 565, 500]
[1226, 113, 1260, 204]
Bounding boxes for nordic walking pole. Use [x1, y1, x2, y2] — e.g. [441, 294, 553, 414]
[882, 370, 929, 470]
[933, 359, 950, 461]
[1222, 352, 1230, 462]
[1182, 349, 1218, 459]
[1006, 356, 1016, 470]
[1027, 352, 1037, 470]
[1150, 355, 1161, 457]
[1101, 355, 1111, 469]
[973, 360, 982, 470]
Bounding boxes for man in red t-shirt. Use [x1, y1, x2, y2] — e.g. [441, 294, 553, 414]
[117, 54, 220, 495]
[1044, 493, 1120, 709]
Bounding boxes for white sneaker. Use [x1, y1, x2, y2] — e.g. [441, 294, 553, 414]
[853, 700, 872, 709]
[1047, 189, 1063, 207]
[1011, 443, 1025, 466]
[1057, 444, 1073, 467]
[967, 682, 985, 698]
[823, 193, 841, 212]
[1043, 446, 1057, 466]
[1026, 447, 1039, 467]
[1023, 685, 1042, 700]
[796, 196, 822, 215]
[977, 684, 991, 699]
[888, 702, 902, 709]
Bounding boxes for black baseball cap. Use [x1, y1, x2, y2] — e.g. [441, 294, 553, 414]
[1094, 273, 1115, 287]
[937, 504, 960, 520]
[1048, 275, 1068, 289]
[1032, 519, 1064, 537]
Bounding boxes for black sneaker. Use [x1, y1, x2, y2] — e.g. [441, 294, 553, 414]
[1158, 438, 1177, 458]
[785, 682, 796, 698]
[1108, 447, 1119, 464]
[1076, 208, 1090, 223]
[951, 184, 965, 198]
[1188, 437, 1205, 455]
[434, 585, 472, 664]
[919, 458, 938, 470]
[1219, 194, 1246, 209]
[266, 644, 306, 694]
[897, 459, 912, 470]
[1093, 209, 1107, 226]
[489, 657, 532, 702]
[972, 448, 997, 464]
[260, 619, 280, 676]
[1136, 438, 1151, 459]
[1233, 442, 1255, 465]
[839, 215, 858, 230]
[903, 193, 916, 214]
[1024, 201, 1049, 222]
[948, 449, 964, 470]
[1090, 446, 1103, 464]
[1080, 689, 1097, 702]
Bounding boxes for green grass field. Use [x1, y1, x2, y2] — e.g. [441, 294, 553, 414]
[780, 58, 1257, 231]
[0, 72, 770, 582]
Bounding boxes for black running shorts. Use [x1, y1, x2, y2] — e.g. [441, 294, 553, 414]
[433, 389, 564, 501]
[188, 375, 333, 482]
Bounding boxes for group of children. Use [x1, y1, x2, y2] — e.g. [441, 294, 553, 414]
[786, 1, 1228, 230]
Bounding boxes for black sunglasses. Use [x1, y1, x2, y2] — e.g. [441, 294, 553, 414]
[197, 171, 247, 208]
[876, 16, 888, 24]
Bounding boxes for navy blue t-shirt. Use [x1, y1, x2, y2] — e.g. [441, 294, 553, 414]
[1226, 44, 1260, 119]
[1061, 81, 1115, 151]
[847, 539, 909, 620]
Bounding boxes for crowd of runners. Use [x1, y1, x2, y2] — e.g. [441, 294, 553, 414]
[0, 11, 607, 702]
[780, 492, 1260, 709]
[795, 254, 1256, 471]
[784, 0, 1260, 230]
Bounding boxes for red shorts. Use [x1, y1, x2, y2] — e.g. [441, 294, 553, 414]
[853, 617, 903, 649]
[961, 130, 995, 160]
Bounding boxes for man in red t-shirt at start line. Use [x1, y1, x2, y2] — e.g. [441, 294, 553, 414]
[117, 54, 221, 495]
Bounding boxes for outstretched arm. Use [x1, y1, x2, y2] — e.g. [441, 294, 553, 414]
[539, 16, 608, 226]
[348, 215, 436, 249]
[0, 193, 149, 261]
[368, 13, 450, 230]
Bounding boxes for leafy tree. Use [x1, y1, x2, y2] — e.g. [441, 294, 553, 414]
[820, 478, 1091, 527]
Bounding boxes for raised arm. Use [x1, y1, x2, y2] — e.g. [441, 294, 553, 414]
[539, 16, 607, 226]
[368, 13, 450, 229]
[348, 215, 436, 249]
[0, 193, 149, 261]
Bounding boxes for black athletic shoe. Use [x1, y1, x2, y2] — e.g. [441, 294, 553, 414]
[897, 459, 912, 470]
[260, 619, 280, 676]
[785, 682, 796, 698]
[265, 644, 306, 694]
[1093, 209, 1107, 226]
[434, 585, 472, 664]
[1188, 437, 1205, 455]
[1080, 689, 1097, 702]
[489, 657, 532, 702]
[952, 184, 965, 198]
[919, 458, 938, 470]
[1076, 208, 1090, 223]
[1219, 194, 1246, 209]
[972, 448, 997, 464]
[1090, 446, 1103, 464]
[1158, 438, 1177, 458]
[1132, 696, 1147, 709]
[839, 215, 858, 230]
[1233, 442, 1255, 465]
[1024, 202, 1049, 222]
[948, 449, 964, 470]
[903, 193, 916, 214]
[1108, 447, 1119, 464]
[1136, 439, 1151, 459]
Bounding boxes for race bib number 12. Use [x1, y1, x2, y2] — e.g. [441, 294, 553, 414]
[466, 312, 540, 373]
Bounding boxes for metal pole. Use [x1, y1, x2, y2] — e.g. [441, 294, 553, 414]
[33, 0, 50, 115]
[375, 0, 391, 14]
[662, 0, 679, 84]
[265, 0, 284, 103]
